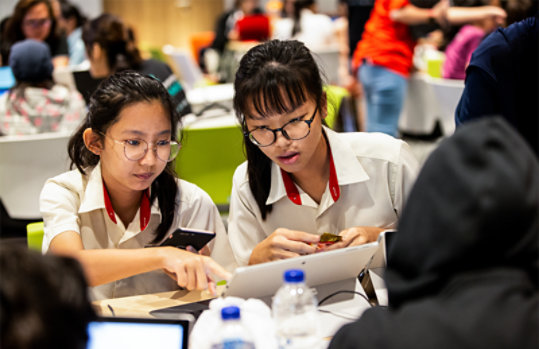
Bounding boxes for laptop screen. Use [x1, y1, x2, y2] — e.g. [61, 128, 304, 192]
[86, 317, 188, 349]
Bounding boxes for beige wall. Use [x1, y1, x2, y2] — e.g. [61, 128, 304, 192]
[103, 0, 223, 52]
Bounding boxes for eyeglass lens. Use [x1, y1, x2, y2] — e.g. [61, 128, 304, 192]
[250, 120, 310, 146]
[24, 18, 51, 27]
[123, 139, 180, 162]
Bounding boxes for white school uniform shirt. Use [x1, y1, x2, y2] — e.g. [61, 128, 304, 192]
[227, 127, 419, 266]
[40, 162, 237, 300]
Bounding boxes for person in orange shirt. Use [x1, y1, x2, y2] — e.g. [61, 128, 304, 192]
[352, 0, 505, 137]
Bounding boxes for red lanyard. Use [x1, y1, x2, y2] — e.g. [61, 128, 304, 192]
[103, 182, 151, 231]
[280, 149, 340, 205]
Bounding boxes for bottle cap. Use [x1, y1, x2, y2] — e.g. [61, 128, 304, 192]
[284, 269, 304, 283]
[221, 305, 241, 320]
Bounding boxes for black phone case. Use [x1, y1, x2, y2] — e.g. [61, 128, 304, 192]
[159, 228, 216, 251]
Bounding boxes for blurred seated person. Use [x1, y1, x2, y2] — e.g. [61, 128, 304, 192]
[0, 244, 96, 349]
[455, 14, 538, 156]
[0, 39, 85, 136]
[57, 0, 87, 67]
[82, 13, 191, 117]
[272, 0, 337, 50]
[330, 116, 539, 349]
[1, 0, 68, 68]
[442, 0, 503, 79]
[207, 0, 264, 82]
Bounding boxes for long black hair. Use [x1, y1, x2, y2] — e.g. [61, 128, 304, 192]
[82, 13, 142, 73]
[233, 39, 324, 219]
[68, 71, 180, 243]
[60, 1, 87, 29]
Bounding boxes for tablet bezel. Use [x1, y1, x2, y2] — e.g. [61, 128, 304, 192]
[87, 316, 191, 349]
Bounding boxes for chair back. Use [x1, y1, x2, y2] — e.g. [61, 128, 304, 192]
[427, 76, 465, 135]
[189, 31, 215, 65]
[0, 132, 71, 219]
[27, 221, 44, 251]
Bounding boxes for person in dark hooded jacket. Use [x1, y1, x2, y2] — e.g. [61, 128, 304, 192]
[329, 116, 539, 349]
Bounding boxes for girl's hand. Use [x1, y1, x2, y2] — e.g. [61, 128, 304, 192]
[159, 247, 231, 295]
[323, 227, 384, 251]
[186, 245, 211, 256]
[248, 228, 319, 265]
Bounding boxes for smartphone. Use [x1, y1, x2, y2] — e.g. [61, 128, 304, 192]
[158, 227, 216, 251]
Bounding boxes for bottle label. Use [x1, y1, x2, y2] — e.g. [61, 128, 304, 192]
[211, 339, 255, 349]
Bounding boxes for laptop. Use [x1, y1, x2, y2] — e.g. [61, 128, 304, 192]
[87, 316, 191, 349]
[222, 242, 379, 305]
[72, 69, 103, 104]
[0, 66, 15, 94]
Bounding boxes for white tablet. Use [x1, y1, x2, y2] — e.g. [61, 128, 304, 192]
[221, 242, 379, 304]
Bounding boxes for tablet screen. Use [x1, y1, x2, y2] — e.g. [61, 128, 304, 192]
[87, 317, 188, 349]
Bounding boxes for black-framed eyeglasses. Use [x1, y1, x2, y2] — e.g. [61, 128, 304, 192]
[23, 18, 51, 28]
[99, 132, 180, 162]
[244, 106, 318, 147]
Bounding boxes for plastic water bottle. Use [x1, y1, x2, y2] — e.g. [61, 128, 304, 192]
[272, 269, 319, 349]
[211, 306, 255, 349]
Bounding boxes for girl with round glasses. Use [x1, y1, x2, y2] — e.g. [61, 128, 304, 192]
[40, 71, 236, 300]
[228, 40, 419, 266]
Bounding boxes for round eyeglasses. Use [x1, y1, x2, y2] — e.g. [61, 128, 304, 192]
[23, 18, 51, 28]
[244, 106, 318, 147]
[101, 133, 180, 162]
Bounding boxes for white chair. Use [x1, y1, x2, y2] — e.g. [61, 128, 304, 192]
[399, 73, 465, 137]
[0, 132, 71, 219]
[426, 76, 465, 135]
[399, 73, 441, 136]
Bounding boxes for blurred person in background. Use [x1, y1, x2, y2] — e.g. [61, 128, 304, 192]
[57, 0, 87, 67]
[352, 0, 506, 137]
[0, 39, 85, 136]
[207, 0, 264, 83]
[210, 0, 263, 57]
[1, 0, 68, 68]
[82, 13, 191, 117]
[442, 0, 505, 79]
[0, 244, 96, 349]
[272, 0, 336, 49]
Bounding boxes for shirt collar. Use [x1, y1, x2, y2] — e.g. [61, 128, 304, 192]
[266, 126, 369, 205]
[102, 181, 151, 231]
[78, 162, 158, 231]
[324, 127, 370, 185]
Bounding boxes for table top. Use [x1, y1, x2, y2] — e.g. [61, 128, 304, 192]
[92, 286, 224, 317]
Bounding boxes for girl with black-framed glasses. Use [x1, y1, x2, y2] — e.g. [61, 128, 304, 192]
[227, 39, 419, 266]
